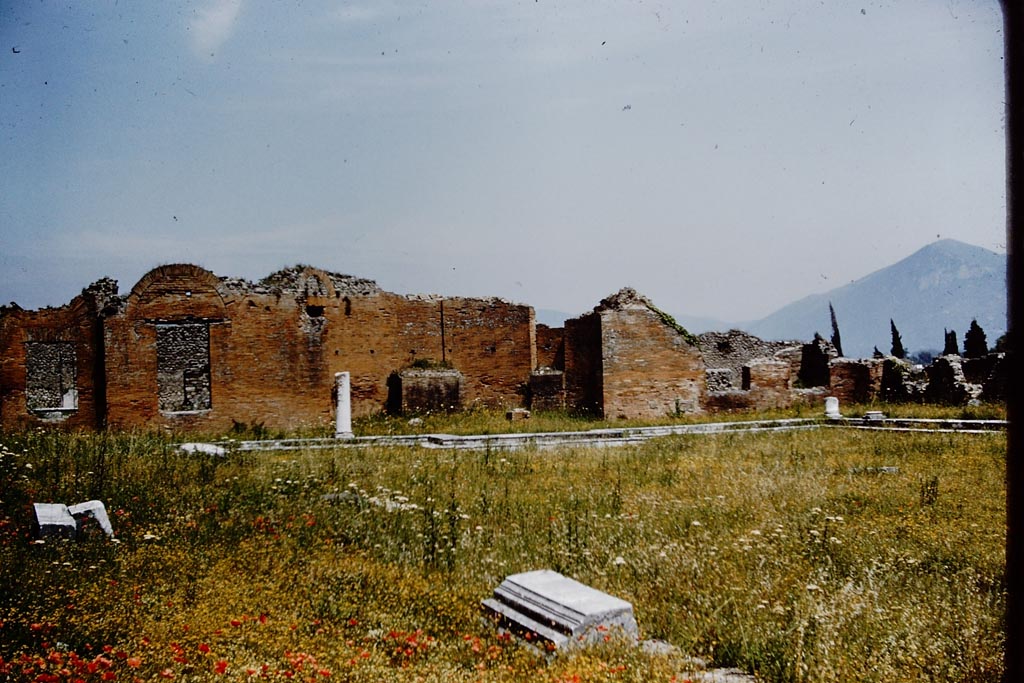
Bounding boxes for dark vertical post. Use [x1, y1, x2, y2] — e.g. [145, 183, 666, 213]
[1004, 2, 1023, 679]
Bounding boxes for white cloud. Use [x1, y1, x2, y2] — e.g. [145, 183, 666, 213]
[189, 0, 244, 56]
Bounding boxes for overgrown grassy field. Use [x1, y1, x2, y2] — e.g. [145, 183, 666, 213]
[0, 410, 1006, 682]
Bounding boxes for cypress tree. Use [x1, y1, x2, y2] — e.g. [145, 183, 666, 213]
[964, 319, 988, 358]
[829, 302, 843, 357]
[890, 319, 906, 359]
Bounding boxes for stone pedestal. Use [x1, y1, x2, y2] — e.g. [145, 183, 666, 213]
[482, 569, 638, 650]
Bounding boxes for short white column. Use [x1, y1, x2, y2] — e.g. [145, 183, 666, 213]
[335, 371, 353, 438]
[824, 396, 841, 419]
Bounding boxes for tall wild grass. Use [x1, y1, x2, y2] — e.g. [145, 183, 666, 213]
[0, 414, 1005, 681]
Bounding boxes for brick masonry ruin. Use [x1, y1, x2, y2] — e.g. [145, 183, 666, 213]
[0, 264, 1005, 433]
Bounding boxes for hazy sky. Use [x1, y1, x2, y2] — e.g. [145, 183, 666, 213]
[0, 1, 1006, 322]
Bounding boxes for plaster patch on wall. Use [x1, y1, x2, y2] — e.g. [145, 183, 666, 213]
[156, 323, 211, 412]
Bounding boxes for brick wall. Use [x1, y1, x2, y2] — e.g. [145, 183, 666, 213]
[535, 324, 565, 370]
[740, 358, 792, 410]
[2, 264, 537, 433]
[0, 295, 104, 430]
[697, 330, 800, 389]
[10, 264, 994, 433]
[598, 306, 705, 420]
[829, 358, 883, 405]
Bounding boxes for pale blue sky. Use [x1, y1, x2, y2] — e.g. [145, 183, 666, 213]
[0, 1, 1006, 322]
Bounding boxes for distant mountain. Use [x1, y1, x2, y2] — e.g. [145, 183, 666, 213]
[742, 239, 1006, 358]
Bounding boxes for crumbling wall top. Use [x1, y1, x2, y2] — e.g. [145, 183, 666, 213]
[698, 329, 802, 371]
[82, 277, 124, 316]
[591, 287, 698, 346]
[2, 277, 124, 318]
[594, 287, 653, 312]
[258, 265, 380, 298]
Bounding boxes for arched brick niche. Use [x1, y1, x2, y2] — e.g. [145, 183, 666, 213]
[125, 264, 228, 322]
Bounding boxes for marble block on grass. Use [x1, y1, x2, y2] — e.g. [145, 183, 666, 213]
[33, 503, 78, 539]
[482, 569, 638, 650]
[33, 500, 115, 539]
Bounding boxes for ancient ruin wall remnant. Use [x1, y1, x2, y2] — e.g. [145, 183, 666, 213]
[2, 264, 536, 432]
[568, 288, 705, 420]
[0, 289, 105, 429]
[828, 358, 884, 405]
[2, 265, 1005, 433]
[156, 323, 212, 412]
[697, 330, 800, 391]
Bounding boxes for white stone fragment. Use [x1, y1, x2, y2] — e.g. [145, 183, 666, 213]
[482, 569, 638, 651]
[179, 442, 227, 456]
[67, 500, 115, 538]
[33, 503, 77, 539]
[34, 500, 115, 539]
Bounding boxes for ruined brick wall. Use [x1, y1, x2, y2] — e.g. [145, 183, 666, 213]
[13, 263, 956, 434]
[563, 313, 603, 415]
[432, 297, 535, 410]
[924, 355, 982, 405]
[978, 354, 1007, 402]
[828, 358, 884, 405]
[697, 330, 800, 390]
[740, 359, 792, 410]
[598, 300, 705, 420]
[0, 293, 104, 431]
[702, 389, 758, 412]
[880, 358, 927, 403]
[103, 265, 234, 431]
[535, 324, 564, 370]
[79, 264, 536, 432]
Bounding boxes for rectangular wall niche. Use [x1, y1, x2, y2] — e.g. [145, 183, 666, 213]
[26, 342, 78, 411]
[156, 323, 211, 412]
